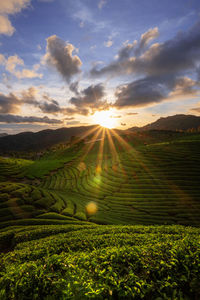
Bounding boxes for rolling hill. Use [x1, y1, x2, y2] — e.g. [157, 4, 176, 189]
[0, 129, 200, 227]
[0, 125, 97, 153]
[0, 126, 200, 299]
[0, 133, 8, 138]
[129, 114, 200, 132]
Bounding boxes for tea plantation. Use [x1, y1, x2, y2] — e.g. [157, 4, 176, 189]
[0, 130, 200, 299]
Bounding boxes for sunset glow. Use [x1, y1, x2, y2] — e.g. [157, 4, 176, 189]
[93, 110, 117, 128]
[0, 0, 200, 135]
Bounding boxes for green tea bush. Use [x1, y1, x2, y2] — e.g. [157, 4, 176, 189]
[0, 225, 200, 299]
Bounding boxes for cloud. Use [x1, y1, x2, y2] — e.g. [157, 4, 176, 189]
[71, 0, 108, 32]
[0, 87, 41, 114]
[169, 77, 197, 98]
[20, 88, 92, 116]
[126, 112, 138, 115]
[37, 93, 76, 115]
[43, 35, 82, 82]
[0, 54, 43, 79]
[66, 120, 80, 125]
[90, 22, 200, 78]
[117, 40, 137, 61]
[110, 115, 121, 118]
[20, 86, 40, 105]
[104, 40, 113, 47]
[98, 0, 107, 10]
[0, 15, 15, 36]
[69, 81, 79, 95]
[2, 73, 12, 89]
[0, 54, 5, 64]
[0, 87, 89, 117]
[0, 0, 30, 36]
[0, 92, 21, 113]
[110, 116, 122, 119]
[64, 107, 89, 116]
[64, 117, 75, 121]
[114, 75, 198, 109]
[0, 83, 109, 118]
[114, 76, 168, 108]
[121, 123, 126, 126]
[91, 21, 200, 108]
[190, 107, 200, 113]
[0, 114, 62, 124]
[0, 0, 30, 14]
[135, 27, 159, 56]
[69, 84, 109, 114]
[39, 101, 62, 114]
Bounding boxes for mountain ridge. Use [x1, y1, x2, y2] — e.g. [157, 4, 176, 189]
[128, 114, 200, 132]
[0, 125, 98, 152]
[1, 114, 200, 152]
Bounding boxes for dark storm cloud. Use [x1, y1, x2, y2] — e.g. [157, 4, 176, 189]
[44, 35, 82, 82]
[69, 83, 108, 112]
[0, 114, 62, 124]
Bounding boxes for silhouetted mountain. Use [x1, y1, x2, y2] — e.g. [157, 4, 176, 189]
[0, 125, 98, 152]
[0, 133, 8, 138]
[129, 114, 200, 132]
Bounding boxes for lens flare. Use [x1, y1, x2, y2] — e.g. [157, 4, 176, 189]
[86, 201, 98, 215]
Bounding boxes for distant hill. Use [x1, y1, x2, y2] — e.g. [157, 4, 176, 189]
[0, 125, 98, 152]
[128, 114, 200, 132]
[0, 133, 8, 138]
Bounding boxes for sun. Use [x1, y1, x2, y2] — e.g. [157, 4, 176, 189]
[93, 110, 116, 128]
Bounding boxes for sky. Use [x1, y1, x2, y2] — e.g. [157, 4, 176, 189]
[0, 0, 200, 134]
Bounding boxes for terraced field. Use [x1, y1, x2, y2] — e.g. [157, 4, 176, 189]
[1, 130, 200, 299]
[0, 130, 200, 227]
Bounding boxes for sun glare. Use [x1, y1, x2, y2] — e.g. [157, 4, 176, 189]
[93, 110, 116, 128]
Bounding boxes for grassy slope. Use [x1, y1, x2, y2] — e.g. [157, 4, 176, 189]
[0, 131, 200, 227]
[0, 131, 200, 299]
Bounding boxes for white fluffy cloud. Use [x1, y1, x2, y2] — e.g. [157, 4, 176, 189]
[0, 15, 15, 36]
[0, 54, 43, 79]
[0, 0, 30, 36]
